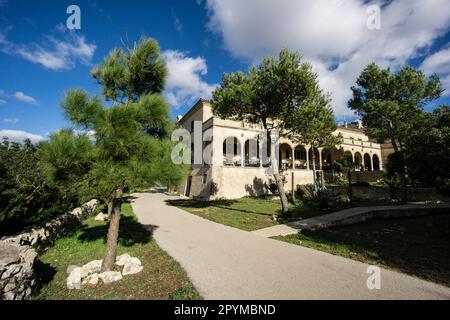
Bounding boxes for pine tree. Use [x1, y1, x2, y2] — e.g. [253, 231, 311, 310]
[42, 38, 181, 271]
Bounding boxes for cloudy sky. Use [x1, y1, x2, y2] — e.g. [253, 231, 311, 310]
[1, 0, 449, 142]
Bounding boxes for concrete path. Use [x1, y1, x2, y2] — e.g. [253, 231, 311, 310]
[131, 192, 450, 300]
[253, 203, 450, 238]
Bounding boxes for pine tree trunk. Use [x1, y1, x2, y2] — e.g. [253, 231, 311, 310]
[101, 189, 123, 272]
[107, 199, 113, 216]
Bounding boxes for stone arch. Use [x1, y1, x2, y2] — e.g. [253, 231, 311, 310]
[308, 147, 320, 170]
[294, 145, 307, 169]
[244, 138, 260, 166]
[354, 152, 363, 170]
[222, 136, 242, 166]
[373, 154, 380, 171]
[364, 153, 372, 171]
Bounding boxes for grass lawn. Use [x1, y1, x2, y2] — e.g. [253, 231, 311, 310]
[274, 214, 450, 286]
[33, 203, 202, 300]
[167, 196, 400, 232]
[167, 197, 335, 231]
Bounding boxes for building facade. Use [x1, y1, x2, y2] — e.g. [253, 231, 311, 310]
[177, 99, 392, 200]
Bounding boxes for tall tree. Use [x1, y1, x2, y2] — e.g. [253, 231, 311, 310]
[42, 38, 178, 272]
[212, 49, 334, 214]
[348, 63, 442, 202]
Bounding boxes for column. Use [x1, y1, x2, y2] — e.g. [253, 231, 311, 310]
[370, 154, 374, 172]
[241, 140, 245, 167]
[306, 146, 310, 170]
[318, 148, 323, 170]
[291, 145, 295, 169]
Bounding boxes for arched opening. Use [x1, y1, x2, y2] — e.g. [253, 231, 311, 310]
[322, 148, 333, 171]
[223, 137, 242, 166]
[244, 138, 260, 167]
[343, 151, 353, 164]
[364, 153, 372, 171]
[279, 143, 293, 170]
[373, 154, 380, 171]
[294, 145, 307, 169]
[308, 147, 320, 170]
[354, 152, 363, 171]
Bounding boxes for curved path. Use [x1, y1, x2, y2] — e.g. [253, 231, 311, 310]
[131, 192, 450, 300]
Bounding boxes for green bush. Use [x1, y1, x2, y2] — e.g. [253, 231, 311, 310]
[0, 138, 80, 234]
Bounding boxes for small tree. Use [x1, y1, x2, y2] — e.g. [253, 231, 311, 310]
[42, 38, 179, 272]
[286, 99, 341, 190]
[348, 63, 442, 203]
[212, 49, 332, 215]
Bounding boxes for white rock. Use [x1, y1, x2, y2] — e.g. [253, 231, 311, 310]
[115, 253, 131, 266]
[66, 265, 79, 275]
[98, 271, 122, 284]
[71, 207, 83, 218]
[82, 260, 102, 273]
[78, 267, 90, 278]
[126, 257, 141, 266]
[81, 273, 99, 286]
[67, 268, 81, 290]
[122, 263, 143, 276]
[94, 213, 109, 222]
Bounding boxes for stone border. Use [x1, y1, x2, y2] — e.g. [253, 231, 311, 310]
[0, 199, 99, 300]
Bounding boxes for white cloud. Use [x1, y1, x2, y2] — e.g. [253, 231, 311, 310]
[205, 0, 450, 117]
[0, 99, 6, 105]
[0, 130, 44, 143]
[0, 26, 96, 71]
[420, 47, 450, 96]
[163, 50, 217, 109]
[3, 118, 19, 123]
[14, 91, 37, 105]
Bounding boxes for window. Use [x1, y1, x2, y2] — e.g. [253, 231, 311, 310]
[202, 174, 208, 184]
[190, 120, 195, 132]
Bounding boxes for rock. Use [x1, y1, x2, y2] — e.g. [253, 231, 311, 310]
[78, 267, 90, 278]
[70, 207, 83, 218]
[0, 243, 20, 266]
[94, 213, 109, 222]
[122, 263, 143, 276]
[83, 199, 99, 215]
[82, 260, 102, 273]
[81, 273, 99, 286]
[98, 271, 122, 284]
[1, 265, 22, 280]
[66, 265, 79, 275]
[127, 257, 141, 266]
[115, 253, 131, 266]
[67, 268, 81, 290]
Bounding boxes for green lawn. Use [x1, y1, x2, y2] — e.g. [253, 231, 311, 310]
[167, 197, 330, 231]
[274, 214, 450, 286]
[167, 196, 401, 232]
[33, 203, 201, 300]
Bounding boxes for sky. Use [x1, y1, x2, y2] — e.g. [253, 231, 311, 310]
[0, 0, 450, 142]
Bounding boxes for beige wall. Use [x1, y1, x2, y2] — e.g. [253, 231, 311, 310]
[177, 99, 393, 200]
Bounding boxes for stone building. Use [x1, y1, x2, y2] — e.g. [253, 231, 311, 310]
[176, 99, 392, 200]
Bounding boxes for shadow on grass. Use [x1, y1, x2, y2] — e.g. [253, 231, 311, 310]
[77, 216, 156, 247]
[32, 259, 57, 297]
[293, 214, 450, 286]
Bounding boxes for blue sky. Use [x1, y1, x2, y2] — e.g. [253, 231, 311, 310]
[1, 0, 449, 142]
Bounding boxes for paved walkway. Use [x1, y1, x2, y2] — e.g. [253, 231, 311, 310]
[131, 192, 450, 300]
[253, 203, 450, 238]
